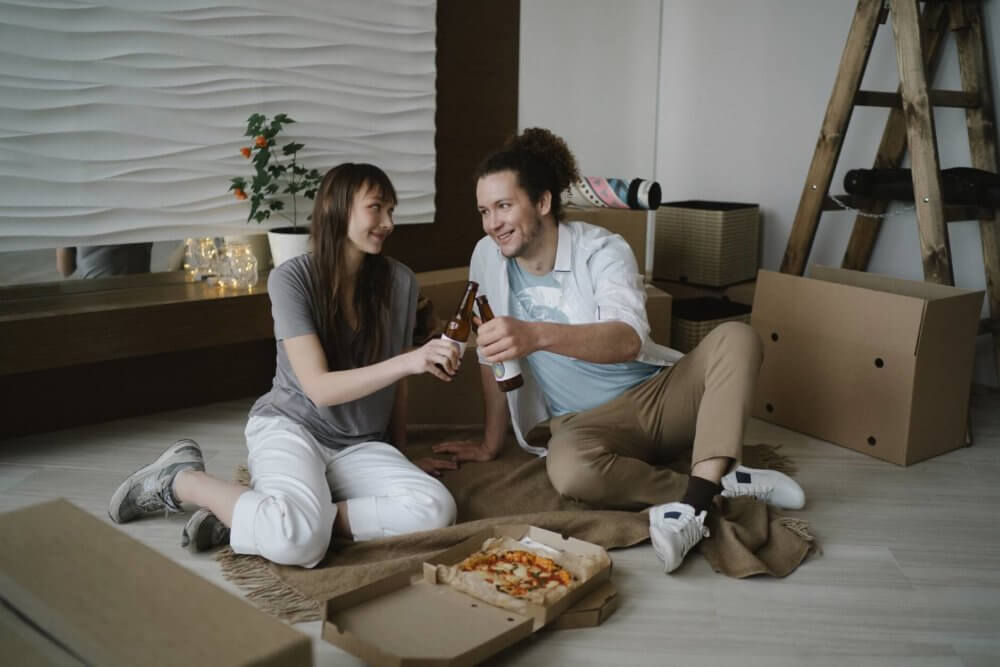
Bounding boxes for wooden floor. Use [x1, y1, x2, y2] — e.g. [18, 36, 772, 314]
[2, 389, 999, 667]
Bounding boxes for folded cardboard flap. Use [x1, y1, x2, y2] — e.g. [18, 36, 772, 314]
[544, 580, 619, 631]
[752, 267, 984, 465]
[0, 500, 312, 667]
[322, 525, 614, 667]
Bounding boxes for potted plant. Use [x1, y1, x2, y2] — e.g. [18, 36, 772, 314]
[229, 113, 322, 267]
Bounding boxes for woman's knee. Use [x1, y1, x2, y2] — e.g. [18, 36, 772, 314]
[381, 478, 457, 535]
[414, 479, 457, 530]
[254, 494, 334, 568]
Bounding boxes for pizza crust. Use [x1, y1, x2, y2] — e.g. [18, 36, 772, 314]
[436, 536, 610, 615]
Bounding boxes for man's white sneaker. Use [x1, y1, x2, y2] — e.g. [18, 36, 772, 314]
[649, 502, 709, 573]
[720, 465, 806, 510]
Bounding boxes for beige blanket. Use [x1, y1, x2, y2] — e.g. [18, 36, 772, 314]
[218, 430, 817, 622]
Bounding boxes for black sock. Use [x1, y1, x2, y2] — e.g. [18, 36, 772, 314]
[680, 476, 722, 515]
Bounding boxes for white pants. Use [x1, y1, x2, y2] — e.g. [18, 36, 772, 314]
[230, 415, 457, 568]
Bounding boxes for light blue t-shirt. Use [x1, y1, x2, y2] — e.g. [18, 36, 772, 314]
[508, 261, 660, 416]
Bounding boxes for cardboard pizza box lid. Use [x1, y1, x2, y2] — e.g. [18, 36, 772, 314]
[0, 499, 312, 667]
[321, 525, 613, 667]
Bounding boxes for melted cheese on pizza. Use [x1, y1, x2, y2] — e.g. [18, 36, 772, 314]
[458, 549, 575, 598]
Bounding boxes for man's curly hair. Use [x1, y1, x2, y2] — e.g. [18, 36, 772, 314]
[476, 128, 580, 221]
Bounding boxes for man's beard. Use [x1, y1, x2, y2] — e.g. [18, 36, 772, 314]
[504, 213, 544, 259]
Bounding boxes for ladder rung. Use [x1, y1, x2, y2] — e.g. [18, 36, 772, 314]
[855, 89, 981, 108]
[823, 195, 996, 222]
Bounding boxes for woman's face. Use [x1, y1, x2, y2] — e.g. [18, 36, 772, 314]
[345, 183, 395, 256]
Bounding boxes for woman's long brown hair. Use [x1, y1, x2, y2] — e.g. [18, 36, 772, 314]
[310, 163, 396, 369]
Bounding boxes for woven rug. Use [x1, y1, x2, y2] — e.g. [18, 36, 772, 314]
[217, 430, 817, 622]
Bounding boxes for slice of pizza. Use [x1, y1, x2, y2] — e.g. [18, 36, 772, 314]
[435, 536, 610, 616]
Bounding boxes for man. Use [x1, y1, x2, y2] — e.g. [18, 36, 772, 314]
[434, 128, 804, 573]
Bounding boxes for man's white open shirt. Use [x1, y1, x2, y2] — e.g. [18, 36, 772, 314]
[469, 221, 684, 456]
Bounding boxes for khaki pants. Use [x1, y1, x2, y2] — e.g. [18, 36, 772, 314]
[545, 321, 763, 510]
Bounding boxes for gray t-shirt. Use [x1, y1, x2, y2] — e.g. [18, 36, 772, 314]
[249, 254, 418, 450]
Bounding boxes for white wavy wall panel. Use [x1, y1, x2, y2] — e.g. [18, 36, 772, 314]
[0, 0, 436, 250]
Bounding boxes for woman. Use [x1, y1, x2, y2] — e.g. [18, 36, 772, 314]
[108, 163, 460, 568]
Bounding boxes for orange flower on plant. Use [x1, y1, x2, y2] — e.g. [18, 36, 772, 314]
[233, 188, 247, 201]
[254, 135, 267, 148]
[240, 147, 251, 158]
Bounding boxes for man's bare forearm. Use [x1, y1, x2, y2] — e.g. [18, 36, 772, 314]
[480, 364, 509, 457]
[533, 320, 640, 363]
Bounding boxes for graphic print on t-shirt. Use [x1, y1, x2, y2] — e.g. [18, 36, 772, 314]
[507, 261, 658, 416]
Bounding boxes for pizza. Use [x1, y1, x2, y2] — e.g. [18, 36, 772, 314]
[435, 536, 609, 615]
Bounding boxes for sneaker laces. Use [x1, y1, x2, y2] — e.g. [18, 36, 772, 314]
[725, 481, 774, 503]
[658, 511, 709, 552]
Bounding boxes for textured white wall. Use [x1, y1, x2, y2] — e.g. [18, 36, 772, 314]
[0, 0, 436, 250]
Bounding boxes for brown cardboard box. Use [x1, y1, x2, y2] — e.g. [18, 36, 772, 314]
[751, 267, 984, 465]
[0, 500, 312, 667]
[409, 269, 673, 425]
[544, 580, 619, 631]
[321, 525, 612, 666]
[565, 207, 650, 279]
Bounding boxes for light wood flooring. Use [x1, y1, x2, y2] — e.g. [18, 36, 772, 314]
[2, 389, 999, 667]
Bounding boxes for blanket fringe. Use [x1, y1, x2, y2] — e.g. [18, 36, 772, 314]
[778, 517, 822, 557]
[746, 443, 797, 475]
[216, 546, 322, 623]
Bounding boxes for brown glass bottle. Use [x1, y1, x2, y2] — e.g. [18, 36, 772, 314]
[475, 295, 524, 392]
[440, 281, 478, 357]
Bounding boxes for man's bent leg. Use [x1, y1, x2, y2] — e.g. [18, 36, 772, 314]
[545, 404, 689, 511]
[647, 321, 764, 473]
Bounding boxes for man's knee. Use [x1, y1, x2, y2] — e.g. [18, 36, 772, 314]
[546, 439, 611, 505]
[255, 495, 334, 568]
[708, 321, 763, 365]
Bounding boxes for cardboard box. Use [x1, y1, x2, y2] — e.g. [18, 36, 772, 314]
[544, 580, 619, 631]
[751, 267, 984, 465]
[409, 269, 673, 425]
[321, 525, 612, 666]
[565, 207, 651, 279]
[0, 500, 312, 667]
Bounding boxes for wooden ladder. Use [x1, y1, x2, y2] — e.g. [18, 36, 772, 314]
[781, 0, 1000, 382]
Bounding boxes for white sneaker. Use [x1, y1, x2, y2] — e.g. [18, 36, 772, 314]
[721, 465, 806, 510]
[649, 502, 709, 573]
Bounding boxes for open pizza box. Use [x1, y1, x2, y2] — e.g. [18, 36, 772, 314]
[321, 525, 614, 666]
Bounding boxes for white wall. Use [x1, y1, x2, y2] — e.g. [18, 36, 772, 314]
[519, 0, 662, 178]
[520, 0, 999, 386]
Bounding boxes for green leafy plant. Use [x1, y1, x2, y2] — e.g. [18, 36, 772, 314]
[228, 113, 322, 228]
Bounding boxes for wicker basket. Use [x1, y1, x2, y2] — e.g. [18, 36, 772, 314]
[670, 297, 752, 353]
[654, 200, 759, 287]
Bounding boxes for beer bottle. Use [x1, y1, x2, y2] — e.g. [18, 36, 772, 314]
[440, 281, 478, 357]
[475, 295, 524, 392]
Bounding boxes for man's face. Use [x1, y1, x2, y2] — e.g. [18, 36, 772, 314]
[476, 170, 546, 258]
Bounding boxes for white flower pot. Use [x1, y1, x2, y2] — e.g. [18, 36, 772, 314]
[267, 227, 311, 267]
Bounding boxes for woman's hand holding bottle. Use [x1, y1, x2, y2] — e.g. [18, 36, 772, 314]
[407, 338, 461, 381]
